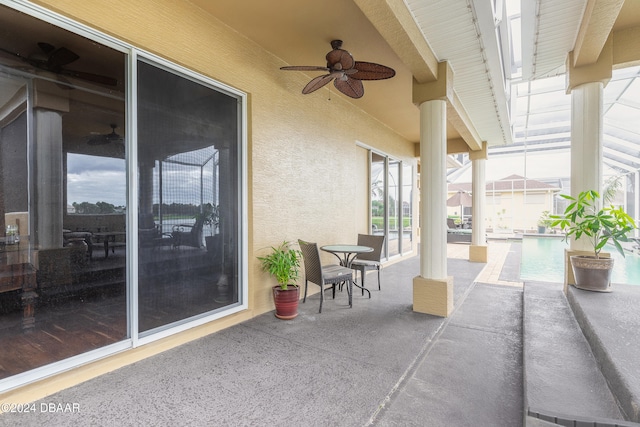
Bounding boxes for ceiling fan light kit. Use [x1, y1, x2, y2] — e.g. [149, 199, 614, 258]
[281, 40, 395, 99]
[87, 124, 123, 146]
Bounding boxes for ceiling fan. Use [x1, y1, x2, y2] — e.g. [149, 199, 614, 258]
[87, 124, 123, 146]
[0, 42, 118, 87]
[280, 40, 395, 99]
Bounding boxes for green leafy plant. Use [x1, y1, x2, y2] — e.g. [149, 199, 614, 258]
[257, 241, 302, 290]
[550, 190, 636, 258]
[537, 210, 553, 228]
[195, 203, 219, 235]
[196, 203, 218, 225]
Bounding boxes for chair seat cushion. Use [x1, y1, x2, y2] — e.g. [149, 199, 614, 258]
[322, 264, 353, 281]
[350, 260, 379, 268]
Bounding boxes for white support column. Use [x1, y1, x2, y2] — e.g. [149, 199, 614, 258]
[31, 81, 69, 250]
[564, 43, 612, 291]
[419, 100, 447, 279]
[35, 109, 64, 249]
[564, 81, 606, 290]
[470, 143, 488, 262]
[570, 81, 604, 252]
[413, 99, 453, 317]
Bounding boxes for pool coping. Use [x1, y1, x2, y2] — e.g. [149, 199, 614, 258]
[494, 238, 640, 424]
[567, 283, 640, 423]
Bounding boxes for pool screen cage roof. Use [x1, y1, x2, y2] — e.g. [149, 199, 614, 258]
[482, 66, 640, 175]
[154, 145, 219, 222]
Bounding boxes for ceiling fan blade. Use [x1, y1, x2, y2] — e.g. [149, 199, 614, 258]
[350, 61, 396, 80]
[37, 42, 56, 54]
[334, 77, 364, 99]
[281, 40, 394, 98]
[59, 69, 118, 86]
[280, 65, 329, 72]
[1, 44, 116, 87]
[302, 74, 335, 94]
[87, 124, 123, 145]
[47, 47, 79, 68]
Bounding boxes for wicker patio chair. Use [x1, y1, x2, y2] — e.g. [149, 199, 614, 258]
[349, 234, 384, 293]
[298, 239, 354, 313]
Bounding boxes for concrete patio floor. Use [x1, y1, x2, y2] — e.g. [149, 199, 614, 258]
[0, 241, 638, 426]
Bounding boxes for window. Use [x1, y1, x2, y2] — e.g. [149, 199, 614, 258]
[524, 193, 545, 204]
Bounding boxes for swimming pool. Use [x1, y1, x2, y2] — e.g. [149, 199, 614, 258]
[519, 236, 640, 285]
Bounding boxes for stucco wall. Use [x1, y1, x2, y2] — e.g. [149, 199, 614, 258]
[32, 0, 415, 316]
[446, 190, 556, 231]
[486, 191, 555, 231]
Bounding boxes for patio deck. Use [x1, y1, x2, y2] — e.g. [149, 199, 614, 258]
[0, 241, 639, 426]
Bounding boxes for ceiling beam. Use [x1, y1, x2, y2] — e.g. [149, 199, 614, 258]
[352, 0, 439, 83]
[413, 61, 483, 152]
[602, 152, 638, 172]
[612, 27, 640, 68]
[447, 92, 483, 151]
[603, 146, 640, 166]
[572, 0, 625, 68]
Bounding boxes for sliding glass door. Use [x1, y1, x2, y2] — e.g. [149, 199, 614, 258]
[0, 2, 245, 388]
[0, 4, 127, 380]
[369, 151, 413, 260]
[137, 60, 242, 335]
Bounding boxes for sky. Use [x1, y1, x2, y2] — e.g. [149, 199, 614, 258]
[67, 153, 126, 207]
[66, 153, 216, 208]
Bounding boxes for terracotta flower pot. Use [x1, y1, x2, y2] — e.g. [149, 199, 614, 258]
[570, 255, 614, 292]
[272, 285, 300, 319]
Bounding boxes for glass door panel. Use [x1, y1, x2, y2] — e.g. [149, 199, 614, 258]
[388, 159, 401, 257]
[370, 153, 387, 258]
[0, 4, 127, 380]
[402, 163, 413, 254]
[369, 152, 414, 260]
[137, 60, 241, 335]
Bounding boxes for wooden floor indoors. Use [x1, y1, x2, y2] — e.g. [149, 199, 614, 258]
[0, 245, 232, 380]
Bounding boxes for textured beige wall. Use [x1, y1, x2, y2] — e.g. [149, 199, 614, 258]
[355, 146, 371, 236]
[33, 0, 415, 316]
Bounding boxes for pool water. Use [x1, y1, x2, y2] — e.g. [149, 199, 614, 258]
[519, 236, 640, 285]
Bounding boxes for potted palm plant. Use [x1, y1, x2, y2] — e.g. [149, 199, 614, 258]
[197, 203, 220, 253]
[537, 210, 552, 234]
[257, 241, 302, 319]
[551, 190, 636, 292]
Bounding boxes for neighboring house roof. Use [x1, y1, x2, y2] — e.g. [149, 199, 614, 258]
[448, 175, 561, 193]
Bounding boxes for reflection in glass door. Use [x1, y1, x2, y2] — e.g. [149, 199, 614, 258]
[0, 3, 245, 389]
[0, 3, 127, 382]
[371, 153, 387, 259]
[402, 163, 413, 254]
[388, 159, 401, 257]
[137, 60, 241, 335]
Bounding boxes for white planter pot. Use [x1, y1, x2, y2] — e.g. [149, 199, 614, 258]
[570, 255, 614, 292]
